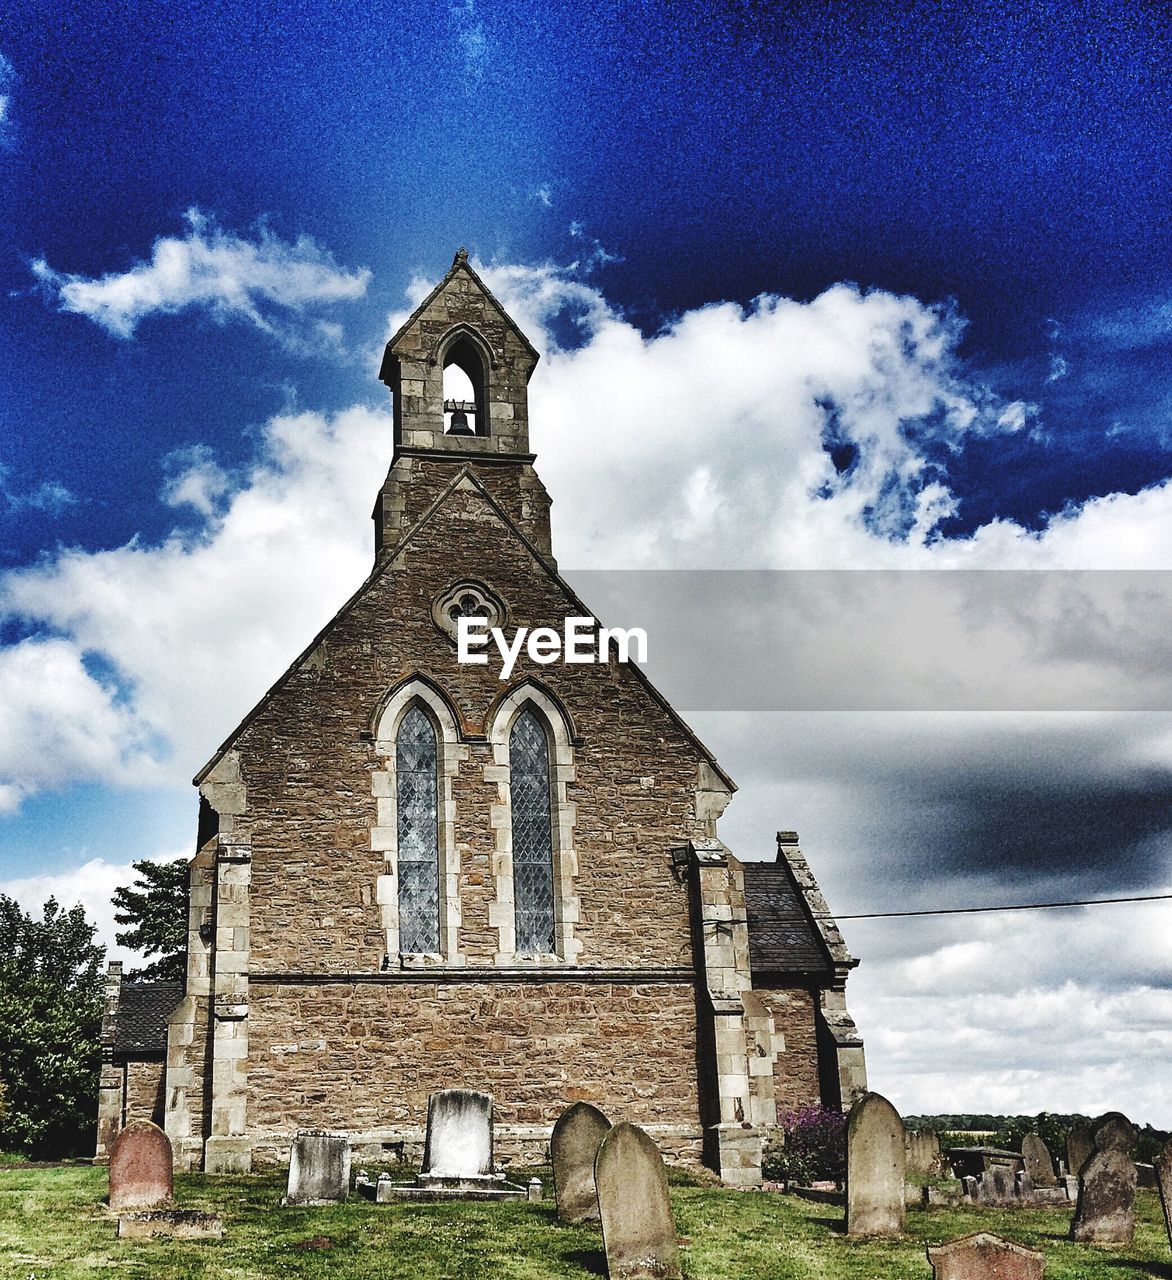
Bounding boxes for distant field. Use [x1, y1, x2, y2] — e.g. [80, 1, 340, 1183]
[1, 1162, 1169, 1278]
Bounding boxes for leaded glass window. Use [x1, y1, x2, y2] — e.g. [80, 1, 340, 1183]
[396, 705, 440, 954]
[510, 709, 555, 955]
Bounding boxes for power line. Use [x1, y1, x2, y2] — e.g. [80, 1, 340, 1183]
[824, 892, 1172, 922]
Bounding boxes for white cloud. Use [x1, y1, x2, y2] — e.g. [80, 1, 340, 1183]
[704, 708, 1172, 1122]
[31, 209, 371, 354]
[0, 463, 77, 515]
[5, 256, 1171, 815]
[160, 444, 233, 516]
[849, 901, 1172, 1121]
[566, 222, 620, 273]
[475, 258, 1172, 570]
[0, 853, 187, 964]
[0, 637, 162, 812]
[1, 406, 387, 805]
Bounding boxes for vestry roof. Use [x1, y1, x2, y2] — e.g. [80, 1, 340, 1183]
[741, 861, 833, 979]
[113, 982, 182, 1054]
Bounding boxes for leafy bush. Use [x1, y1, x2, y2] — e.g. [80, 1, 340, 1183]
[0, 896, 104, 1157]
[763, 1103, 846, 1186]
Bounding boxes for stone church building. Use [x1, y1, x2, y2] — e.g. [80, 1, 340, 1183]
[96, 250, 866, 1183]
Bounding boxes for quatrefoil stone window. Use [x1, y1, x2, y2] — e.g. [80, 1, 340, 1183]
[431, 580, 506, 643]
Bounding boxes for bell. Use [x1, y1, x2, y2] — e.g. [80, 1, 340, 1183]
[448, 406, 474, 435]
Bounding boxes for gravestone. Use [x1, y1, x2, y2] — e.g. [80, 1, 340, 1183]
[1021, 1134, 1057, 1187]
[1154, 1141, 1172, 1250]
[846, 1092, 906, 1237]
[421, 1088, 494, 1183]
[1092, 1112, 1136, 1156]
[359, 1089, 525, 1201]
[1071, 1148, 1136, 1244]
[551, 1101, 611, 1222]
[1066, 1123, 1093, 1178]
[284, 1130, 351, 1205]
[594, 1121, 681, 1280]
[927, 1231, 1045, 1280]
[975, 1164, 1016, 1206]
[906, 1129, 943, 1177]
[108, 1120, 173, 1212]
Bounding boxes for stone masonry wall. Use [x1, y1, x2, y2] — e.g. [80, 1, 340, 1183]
[376, 454, 555, 564]
[245, 979, 701, 1159]
[234, 476, 708, 976]
[125, 1059, 167, 1127]
[754, 987, 823, 1115]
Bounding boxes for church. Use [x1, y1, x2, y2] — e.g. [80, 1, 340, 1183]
[96, 250, 867, 1184]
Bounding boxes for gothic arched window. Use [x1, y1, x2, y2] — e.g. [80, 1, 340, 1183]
[509, 709, 555, 955]
[442, 334, 487, 436]
[396, 705, 440, 953]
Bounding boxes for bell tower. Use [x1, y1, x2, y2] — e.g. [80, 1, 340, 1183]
[372, 249, 554, 564]
[378, 247, 540, 455]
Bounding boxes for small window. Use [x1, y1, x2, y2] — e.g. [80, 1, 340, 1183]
[509, 709, 555, 954]
[396, 706, 440, 953]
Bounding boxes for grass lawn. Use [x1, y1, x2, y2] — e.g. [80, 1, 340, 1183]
[1, 1162, 1170, 1279]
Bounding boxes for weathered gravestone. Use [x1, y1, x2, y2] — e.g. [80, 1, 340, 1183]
[595, 1121, 681, 1280]
[974, 1164, 1016, 1207]
[1021, 1134, 1057, 1188]
[421, 1088, 495, 1184]
[1071, 1148, 1136, 1244]
[1066, 1123, 1094, 1178]
[927, 1231, 1045, 1280]
[1093, 1112, 1136, 1156]
[906, 1129, 943, 1178]
[284, 1130, 351, 1205]
[1154, 1141, 1172, 1250]
[108, 1120, 173, 1212]
[846, 1091, 906, 1237]
[551, 1101, 612, 1223]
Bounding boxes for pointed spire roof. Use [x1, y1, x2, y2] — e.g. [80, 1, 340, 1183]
[381, 248, 540, 382]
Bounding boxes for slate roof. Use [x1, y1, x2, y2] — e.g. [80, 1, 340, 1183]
[113, 982, 182, 1055]
[741, 861, 833, 979]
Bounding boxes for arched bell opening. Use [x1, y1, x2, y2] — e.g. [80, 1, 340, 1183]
[442, 334, 488, 436]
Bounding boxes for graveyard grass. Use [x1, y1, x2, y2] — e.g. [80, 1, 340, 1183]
[3, 1162, 1171, 1278]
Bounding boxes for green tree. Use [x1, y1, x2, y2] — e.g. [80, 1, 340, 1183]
[0, 896, 105, 1156]
[112, 858, 188, 983]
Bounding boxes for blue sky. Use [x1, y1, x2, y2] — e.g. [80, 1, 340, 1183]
[1, 0, 1171, 1120]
